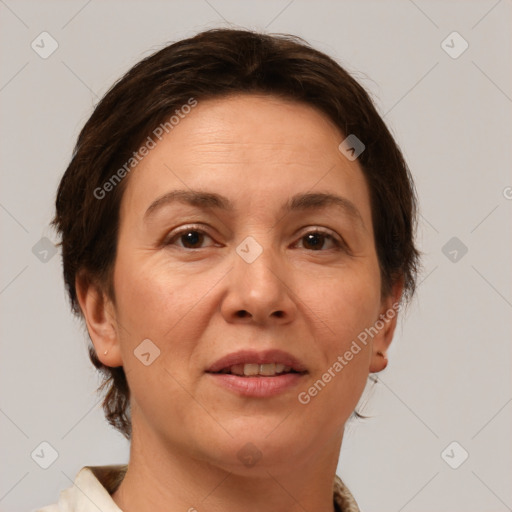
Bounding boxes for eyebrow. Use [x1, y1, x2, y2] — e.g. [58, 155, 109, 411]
[144, 190, 234, 220]
[144, 189, 364, 227]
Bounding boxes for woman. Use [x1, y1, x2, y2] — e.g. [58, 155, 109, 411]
[38, 28, 419, 512]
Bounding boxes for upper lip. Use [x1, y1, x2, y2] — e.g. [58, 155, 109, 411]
[206, 349, 308, 373]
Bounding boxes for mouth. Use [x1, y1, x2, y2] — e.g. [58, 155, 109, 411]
[211, 362, 304, 377]
[205, 349, 308, 397]
[206, 349, 308, 376]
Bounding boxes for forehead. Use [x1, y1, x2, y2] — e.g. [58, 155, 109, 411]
[120, 93, 372, 227]
[173, 94, 341, 151]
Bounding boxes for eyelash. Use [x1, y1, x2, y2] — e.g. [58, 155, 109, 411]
[164, 225, 347, 252]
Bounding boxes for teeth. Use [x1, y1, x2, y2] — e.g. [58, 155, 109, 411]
[259, 363, 275, 376]
[229, 364, 245, 376]
[223, 363, 294, 376]
[244, 363, 260, 376]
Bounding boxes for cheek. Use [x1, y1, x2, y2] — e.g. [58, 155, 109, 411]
[111, 254, 185, 343]
[301, 259, 382, 348]
[295, 261, 381, 415]
[111, 253, 224, 351]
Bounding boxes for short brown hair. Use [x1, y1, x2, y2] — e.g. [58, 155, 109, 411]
[52, 28, 420, 440]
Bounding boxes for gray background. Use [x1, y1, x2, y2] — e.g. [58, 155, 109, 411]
[1, 1, 511, 511]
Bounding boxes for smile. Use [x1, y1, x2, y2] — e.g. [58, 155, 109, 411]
[215, 363, 300, 376]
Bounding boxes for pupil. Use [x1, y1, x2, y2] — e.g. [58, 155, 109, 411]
[183, 231, 202, 248]
[305, 233, 323, 250]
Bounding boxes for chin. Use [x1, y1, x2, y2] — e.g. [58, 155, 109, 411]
[199, 424, 310, 475]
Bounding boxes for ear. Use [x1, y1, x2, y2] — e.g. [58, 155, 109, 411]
[75, 271, 123, 368]
[369, 278, 404, 373]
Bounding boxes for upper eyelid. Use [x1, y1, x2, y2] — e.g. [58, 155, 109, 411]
[167, 224, 340, 239]
[167, 224, 215, 239]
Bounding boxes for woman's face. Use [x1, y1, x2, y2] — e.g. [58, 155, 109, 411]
[97, 94, 399, 474]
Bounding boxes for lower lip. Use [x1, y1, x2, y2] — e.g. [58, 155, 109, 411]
[206, 372, 306, 397]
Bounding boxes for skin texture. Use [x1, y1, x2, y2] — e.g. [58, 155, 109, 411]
[76, 94, 402, 512]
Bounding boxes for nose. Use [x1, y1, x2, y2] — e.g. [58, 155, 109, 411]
[220, 240, 297, 326]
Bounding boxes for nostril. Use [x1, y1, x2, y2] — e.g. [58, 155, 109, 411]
[234, 310, 284, 319]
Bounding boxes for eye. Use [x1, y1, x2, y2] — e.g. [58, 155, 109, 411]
[164, 227, 216, 249]
[294, 229, 345, 251]
[164, 226, 346, 252]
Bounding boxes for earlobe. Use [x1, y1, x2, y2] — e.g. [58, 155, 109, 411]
[370, 350, 388, 373]
[369, 279, 404, 374]
[75, 272, 123, 367]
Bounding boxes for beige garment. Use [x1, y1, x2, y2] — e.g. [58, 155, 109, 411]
[36, 464, 361, 512]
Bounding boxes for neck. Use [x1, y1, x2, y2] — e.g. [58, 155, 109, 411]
[112, 419, 344, 512]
